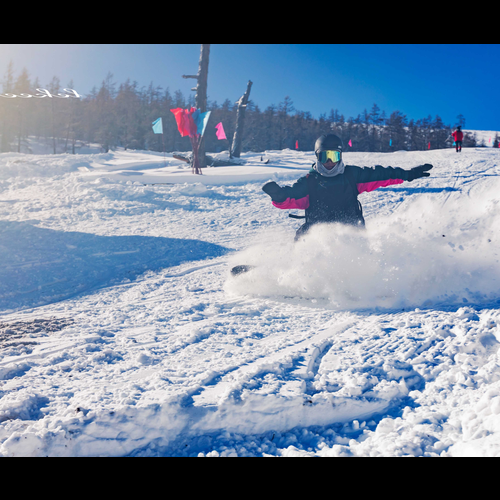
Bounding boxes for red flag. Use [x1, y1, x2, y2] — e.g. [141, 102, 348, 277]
[170, 107, 203, 175]
[295, 140, 299, 150]
[428, 142, 431, 150]
[170, 107, 198, 138]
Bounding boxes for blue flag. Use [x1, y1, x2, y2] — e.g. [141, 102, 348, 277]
[199, 111, 211, 136]
[152, 117, 163, 134]
[192, 110, 211, 136]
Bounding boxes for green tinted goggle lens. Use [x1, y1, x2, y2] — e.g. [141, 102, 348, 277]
[318, 150, 341, 164]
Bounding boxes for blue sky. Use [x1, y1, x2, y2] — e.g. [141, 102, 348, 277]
[1, 44, 498, 131]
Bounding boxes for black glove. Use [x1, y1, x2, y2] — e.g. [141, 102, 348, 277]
[407, 163, 433, 182]
[262, 181, 284, 201]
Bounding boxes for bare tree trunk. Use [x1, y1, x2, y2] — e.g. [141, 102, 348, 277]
[230, 80, 252, 158]
[189, 136, 202, 175]
[182, 44, 210, 169]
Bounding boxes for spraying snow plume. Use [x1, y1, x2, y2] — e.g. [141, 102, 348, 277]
[227, 178, 500, 310]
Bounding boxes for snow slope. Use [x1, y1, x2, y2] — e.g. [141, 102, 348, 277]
[464, 129, 499, 147]
[1, 144, 500, 456]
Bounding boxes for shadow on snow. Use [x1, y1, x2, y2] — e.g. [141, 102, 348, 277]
[0, 220, 229, 312]
[378, 186, 460, 194]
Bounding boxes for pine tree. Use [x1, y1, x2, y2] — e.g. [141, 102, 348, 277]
[386, 110, 407, 151]
[46, 76, 63, 153]
[0, 61, 15, 151]
[13, 67, 31, 152]
[116, 79, 146, 150]
[277, 96, 294, 150]
[93, 73, 117, 152]
[455, 114, 466, 128]
[431, 115, 448, 150]
[63, 79, 82, 154]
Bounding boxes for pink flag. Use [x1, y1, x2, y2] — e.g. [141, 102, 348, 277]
[348, 139, 352, 147]
[215, 122, 227, 140]
[295, 140, 299, 149]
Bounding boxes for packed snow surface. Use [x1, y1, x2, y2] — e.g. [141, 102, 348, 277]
[1, 145, 500, 456]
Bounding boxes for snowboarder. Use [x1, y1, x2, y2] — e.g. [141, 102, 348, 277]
[262, 134, 433, 241]
[452, 126, 463, 152]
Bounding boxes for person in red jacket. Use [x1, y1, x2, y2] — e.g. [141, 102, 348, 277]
[452, 126, 464, 152]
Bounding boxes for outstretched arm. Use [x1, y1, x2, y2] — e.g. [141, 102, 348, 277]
[262, 176, 310, 209]
[354, 164, 433, 194]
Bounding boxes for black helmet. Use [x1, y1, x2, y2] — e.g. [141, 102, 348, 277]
[314, 134, 343, 153]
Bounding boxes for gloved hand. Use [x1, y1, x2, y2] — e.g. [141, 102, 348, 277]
[407, 163, 433, 182]
[262, 181, 283, 200]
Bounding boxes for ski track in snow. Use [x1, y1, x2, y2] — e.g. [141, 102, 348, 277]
[1, 145, 500, 456]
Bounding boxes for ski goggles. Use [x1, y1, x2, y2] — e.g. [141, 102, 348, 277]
[317, 150, 342, 164]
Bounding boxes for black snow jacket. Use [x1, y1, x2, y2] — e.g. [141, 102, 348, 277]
[263, 164, 417, 227]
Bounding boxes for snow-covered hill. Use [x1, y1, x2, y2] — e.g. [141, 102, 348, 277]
[464, 129, 499, 147]
[1, 144, 500, 456]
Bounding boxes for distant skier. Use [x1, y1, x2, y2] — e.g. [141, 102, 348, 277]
[452, 126, 463, 152]
[262, 134, 433, 241]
